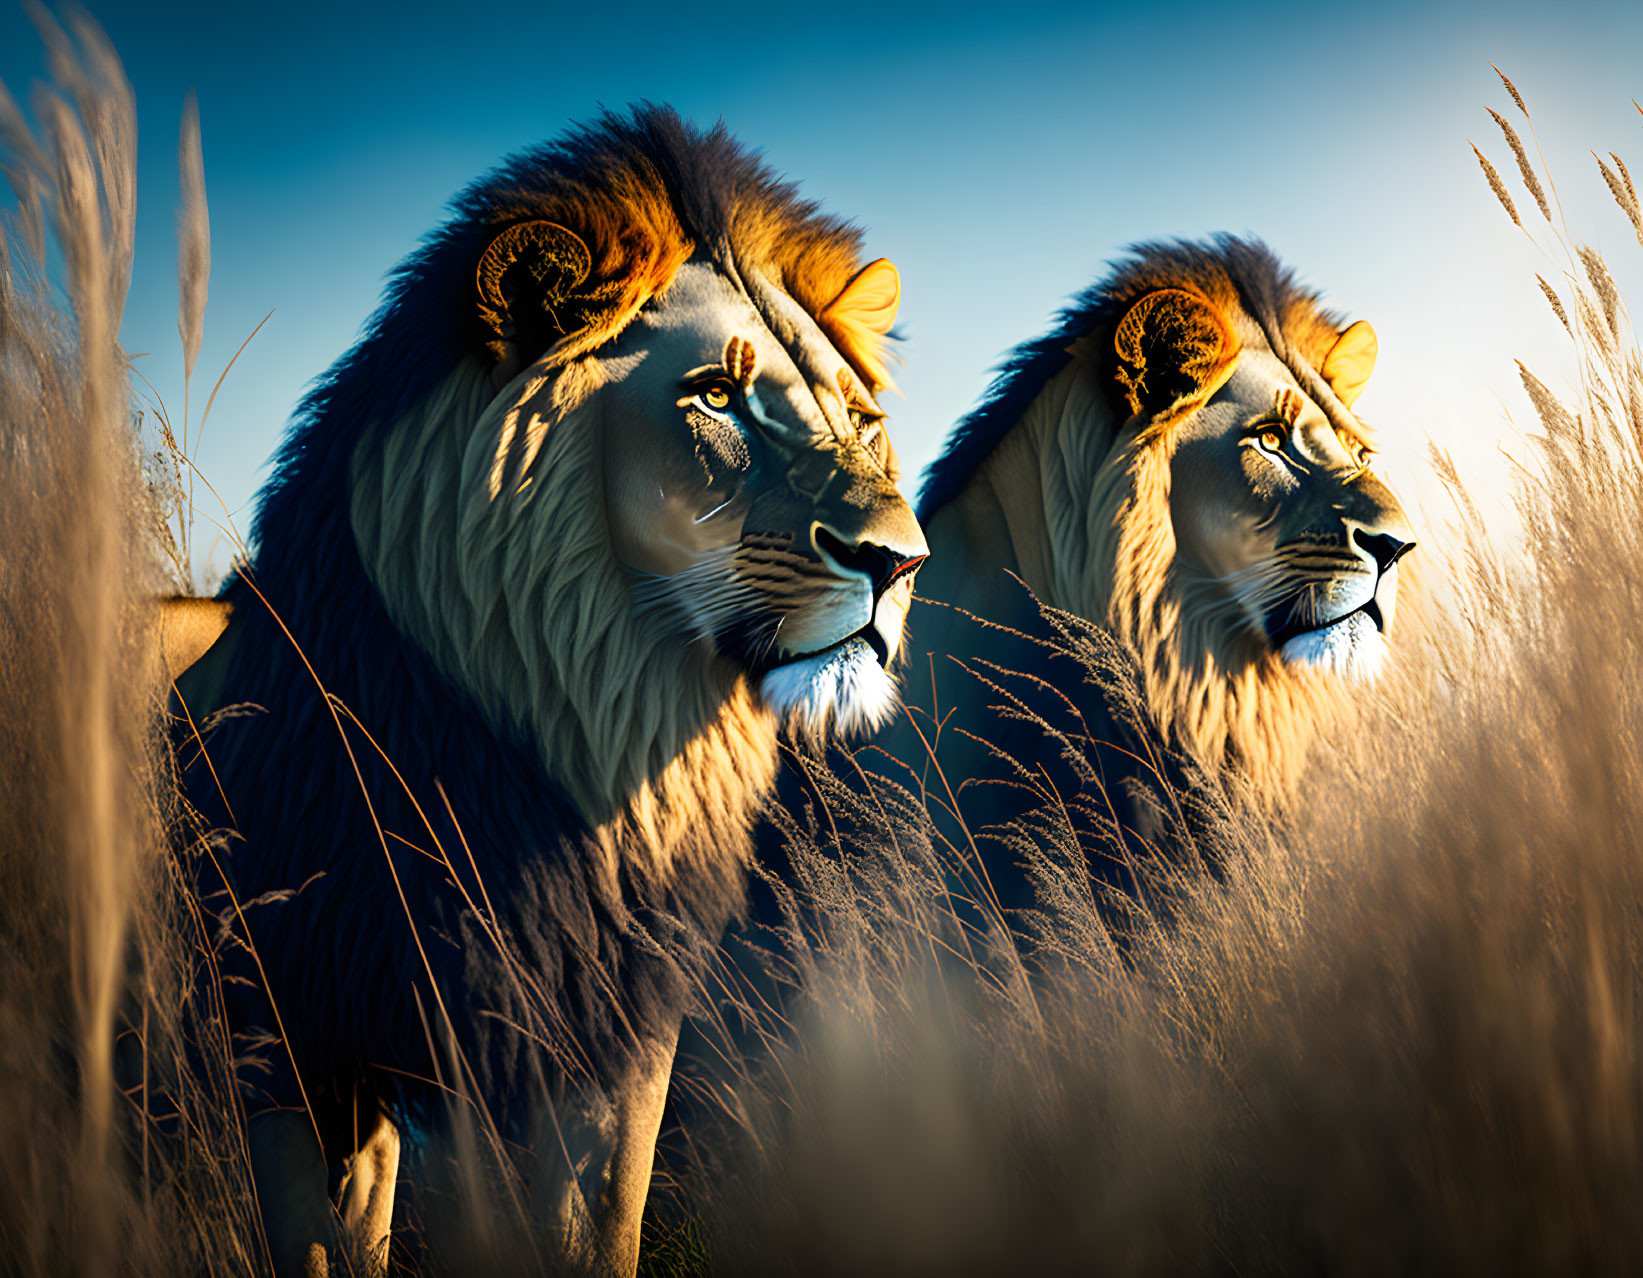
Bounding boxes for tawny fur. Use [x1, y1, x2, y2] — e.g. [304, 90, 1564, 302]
[920, 239, 1383, 797]
[350, 361, 780, 865]
[175, 106, 924, 1276]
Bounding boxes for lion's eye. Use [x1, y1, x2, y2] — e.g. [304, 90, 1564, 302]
[1258, 428, 1286, 453]
[851, 407, 891, 470]
[862, 420, 885, 461]
[677, 378, 739, 415]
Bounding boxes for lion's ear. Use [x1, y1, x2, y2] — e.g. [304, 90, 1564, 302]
[1112, 288, 1238, 419]
[1321, 319, 1377, 408]
[477, 220, 593, 382]
[821, 258, 900, 393]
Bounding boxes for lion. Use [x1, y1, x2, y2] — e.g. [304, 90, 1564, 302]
[883, 236, 1415, 840]
[170, 106, 926, 1276]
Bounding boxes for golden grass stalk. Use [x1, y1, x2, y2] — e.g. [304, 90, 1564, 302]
[1608, 152, 1638, 209]
[1489, 106, 1550, 220]
[1492, 61, 1530, 117]
[1472, 142, 1522, 228]
[1596, 151, 1643, 248]
[1580, 246, 1624, 340]
[1537, 274, 1572, 335]
[177, 90, 208, 384]
[174, 88, 209, 581]
[1518, 358, 1577, 434]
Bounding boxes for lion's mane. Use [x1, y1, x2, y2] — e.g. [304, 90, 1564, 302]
[920, 237, 1370, 797]
[180, 106, 895, 1127]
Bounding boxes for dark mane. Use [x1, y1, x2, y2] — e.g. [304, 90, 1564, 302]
[916, 234, 1345, 520]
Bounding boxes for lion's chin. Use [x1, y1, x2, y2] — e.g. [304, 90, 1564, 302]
[759, 636, 898, 736]
[1278, 611, 1388, 680]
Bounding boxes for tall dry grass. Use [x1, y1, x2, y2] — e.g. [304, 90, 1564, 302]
[659, 78, 1643, 1278]
[0, 13, 259, 1275]
[5, 20, 1643, 1277]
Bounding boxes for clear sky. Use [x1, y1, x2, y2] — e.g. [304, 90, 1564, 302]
[3, 0, 1641, 587]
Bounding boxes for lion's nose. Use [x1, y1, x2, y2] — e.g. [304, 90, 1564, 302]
[1352, 526, 1415, 574]
[813, 524, 928, 598]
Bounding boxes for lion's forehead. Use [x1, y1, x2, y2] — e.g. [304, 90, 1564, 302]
[643, 261, 851, 447]
[1176, 352, 1384, 546]
[1212, 351, 1310, 423]
[1196, 352, 1370, 457]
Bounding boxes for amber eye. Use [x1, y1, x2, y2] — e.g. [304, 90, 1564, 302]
[702, 383, 732, 411]
[1258, 427, 1286, 453]
[860, 418, 884, 460]
[851, 407, 891, 469]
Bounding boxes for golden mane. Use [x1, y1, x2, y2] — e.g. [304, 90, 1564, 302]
[343, 107, 908, 875]
[920, 239, 1377, 798]
[464, 106, 898, 394]
[350, 361, 781, 881]
[1099, 422, 1358, 799]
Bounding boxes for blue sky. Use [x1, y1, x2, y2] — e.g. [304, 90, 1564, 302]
[3, 0, 1641, 585]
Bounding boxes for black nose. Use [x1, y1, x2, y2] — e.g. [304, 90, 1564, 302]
[1353, 527, 1415, 574]
[813, 525, 927, 597]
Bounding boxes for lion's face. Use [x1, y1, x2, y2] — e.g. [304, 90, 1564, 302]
[1168, 349, 1414, 679]
[912, 247, 1413, 794]
[351, 214, 928, 824]
[596, 260, 928, 732]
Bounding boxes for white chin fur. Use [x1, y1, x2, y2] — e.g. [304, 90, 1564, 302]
[1279, 611, 1389, 680]
[759, 637, 898, 736]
